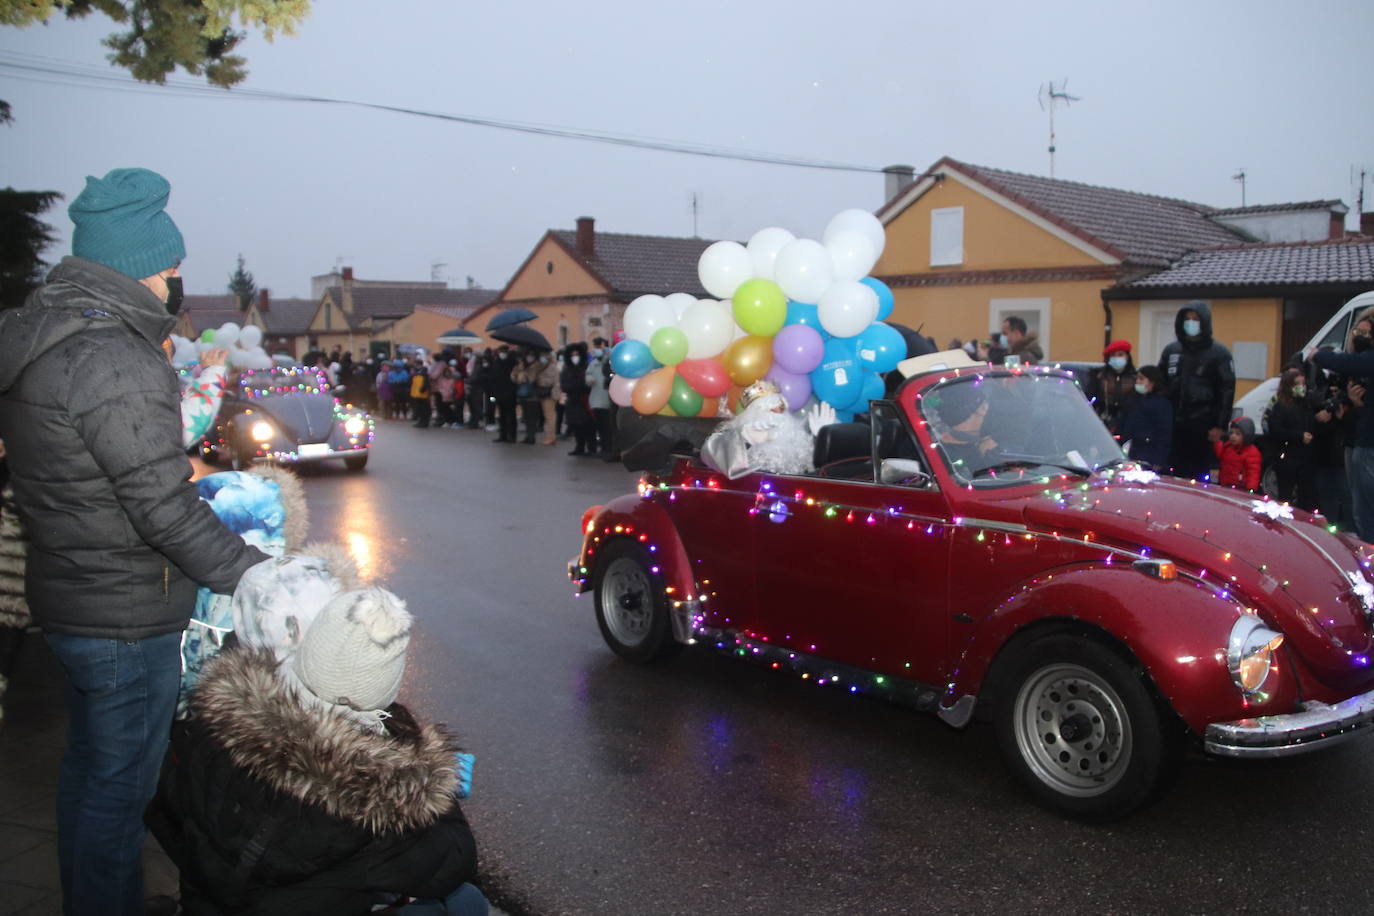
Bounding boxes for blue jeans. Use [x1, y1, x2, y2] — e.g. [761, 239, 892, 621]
[1350, 446, 1374, 543]
[399, 882, 491, 915]
[45, 631, 182, 916]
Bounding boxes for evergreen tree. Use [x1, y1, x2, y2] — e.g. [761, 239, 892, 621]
[0, 102, 61, 309]
[0, 1, 312, 88]
[228, 253, 256, 311]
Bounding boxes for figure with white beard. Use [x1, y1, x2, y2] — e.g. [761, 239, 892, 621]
[701, 379, 835, 479]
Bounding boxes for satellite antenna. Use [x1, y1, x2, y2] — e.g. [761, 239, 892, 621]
[1037, 79, 1081, 178]
[687, 190, 703, 237]
[1232, 169, 1247, 207]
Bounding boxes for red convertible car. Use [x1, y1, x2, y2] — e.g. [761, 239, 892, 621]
[569, 351, 1374, 819]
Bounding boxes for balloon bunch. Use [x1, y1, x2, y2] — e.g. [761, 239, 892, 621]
[170, 322, 274, 370]
[608, 209, 899, 419]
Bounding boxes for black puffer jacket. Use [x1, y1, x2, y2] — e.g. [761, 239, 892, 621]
[0, 257, 266, 638]
[1158, 300, 1235, 429]
[146, 648, 478, 916]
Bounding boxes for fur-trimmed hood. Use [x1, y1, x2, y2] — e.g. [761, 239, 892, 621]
[192, 648, 459, 834]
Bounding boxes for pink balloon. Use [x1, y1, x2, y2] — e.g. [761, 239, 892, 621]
[676, 358, 731, 397]
[609, 374, 637, 407]
[772, 323, 825, 375]
[764, 365, 812, 412]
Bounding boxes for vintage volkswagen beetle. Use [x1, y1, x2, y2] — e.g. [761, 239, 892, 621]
[569, 351, 1374, 819]
[198, 366, 374, 472]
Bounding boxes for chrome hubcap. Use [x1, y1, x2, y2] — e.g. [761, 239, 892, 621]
[1013, 662, 1131, 797]
[601, 557, 652, 647]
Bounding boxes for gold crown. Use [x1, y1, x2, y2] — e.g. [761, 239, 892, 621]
[737, 379, 781, 412]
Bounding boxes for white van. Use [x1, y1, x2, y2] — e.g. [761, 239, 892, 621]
[1233, 289, 1374, 426]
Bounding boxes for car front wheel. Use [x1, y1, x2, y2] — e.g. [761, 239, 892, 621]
[592, 540, 681, 664]
[344, 452, 369, 472]
[993, 635, 1172, 820]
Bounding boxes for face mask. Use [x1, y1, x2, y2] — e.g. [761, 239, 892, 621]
[1108, 356, 1127, 372]
[1183, 319, 1201, 337]
[997, 334, 1009, 349]
[590, 348, 603, 358]
[539, 355, 550, 365]
[1134, 381, 1149, 395]
[1292, 385, 1306, 398]
[163, 275, 184, 316]
[1354, 335, 1373, 353]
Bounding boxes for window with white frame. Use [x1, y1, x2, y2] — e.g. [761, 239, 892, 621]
[930, 207, 964, 267]
[989, 298, 1050, 358]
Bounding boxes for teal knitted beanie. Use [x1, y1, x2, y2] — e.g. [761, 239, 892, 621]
[68, 167, 186, 280]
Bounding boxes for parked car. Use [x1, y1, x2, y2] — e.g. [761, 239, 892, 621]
[569, 351, 1374, 819]
[197, 366, 374, 472]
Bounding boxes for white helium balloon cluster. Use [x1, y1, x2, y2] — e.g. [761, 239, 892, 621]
[170, 322, 273, 370]
[608, 208, 900, 419]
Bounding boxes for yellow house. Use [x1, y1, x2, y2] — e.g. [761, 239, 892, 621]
[465, 217, 713, 349]
[873, 158, 1370, 399]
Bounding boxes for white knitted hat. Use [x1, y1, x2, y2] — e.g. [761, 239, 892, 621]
[291, 587, 411, 714]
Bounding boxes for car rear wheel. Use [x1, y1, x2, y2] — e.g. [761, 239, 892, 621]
[993, 635, 1171, 820]
[592, 540, 681, 663]
[344, 452, 369, 472]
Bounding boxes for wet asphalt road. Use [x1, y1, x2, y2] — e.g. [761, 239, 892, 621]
[265, 420, 1374, 916]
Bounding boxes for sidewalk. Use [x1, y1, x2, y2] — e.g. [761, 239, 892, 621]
[0, 635, 505, 915]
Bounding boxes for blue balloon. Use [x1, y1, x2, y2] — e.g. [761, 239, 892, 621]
[855, 321, 906, 374]
[844, 370, 886, 413]
[860, 277, 895, 322]
[809, 337, 861, 409]
[610, 339, 658, 379]
[785, 300, 825, 333]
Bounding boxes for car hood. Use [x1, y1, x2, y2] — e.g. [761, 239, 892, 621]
[1016, 471, 1374, 690]
[252, 394, 340, 443]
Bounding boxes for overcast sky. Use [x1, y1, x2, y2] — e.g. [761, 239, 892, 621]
[2, 0, 1372, 298]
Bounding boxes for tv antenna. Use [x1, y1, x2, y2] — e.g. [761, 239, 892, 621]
[1353, 165, 1370, 225]
[1037, 79, 1081, 178]
[687, 190, 703, 237]
[1232, 169, 1247, 207]
[431, 260, 448, 283]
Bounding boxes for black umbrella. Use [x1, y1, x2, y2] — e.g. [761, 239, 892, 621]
[436, 327, 482, 345]
[485, 307, 538, 331]
[887, 321, 937, 360]
[489, 324, 552, 351]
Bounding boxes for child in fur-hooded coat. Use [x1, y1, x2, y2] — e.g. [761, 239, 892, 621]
[146, 587, 482, 915]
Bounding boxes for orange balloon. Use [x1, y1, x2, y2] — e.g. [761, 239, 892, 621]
[631, 366, 675, 414]
[725, 384, 745, 413]
[697, 397, 721, 418]
[722, 335, 773, 387]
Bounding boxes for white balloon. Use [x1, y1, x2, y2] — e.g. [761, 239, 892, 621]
[665, 292, 698, 320]
[214, 322, 241, 348]
[818, 281, 880, 339]
[697, 240, 753, 299]
[746, 226, 796, 281]
[244, 346, 274, 370]
[240, 324, 264, 349]
[679, 299, 734, 359]
[774, 238, 834, 304]
[169, 335, 198, 367]
[623, 294, 677, 343]
[826, 229, 877, 283]
[824, 208, 886, 262]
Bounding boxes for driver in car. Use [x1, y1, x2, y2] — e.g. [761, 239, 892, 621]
[928, 382, 1001, 476]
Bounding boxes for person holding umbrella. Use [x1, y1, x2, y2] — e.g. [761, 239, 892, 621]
[561, 342, 598, 456]
[488, 346, 518, 443]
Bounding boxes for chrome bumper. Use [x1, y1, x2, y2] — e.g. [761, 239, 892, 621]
[1204, 687, 1374, 758]
[267, 445, 367, 465]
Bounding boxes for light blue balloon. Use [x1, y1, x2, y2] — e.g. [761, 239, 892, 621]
[844, 370, 886, 413]
[855, 321, 905, 374]
[610, 339, 658, 379]
[785, 300, 824, 332]
[809, 337, 861, 409]
[860, 277, 895, 322]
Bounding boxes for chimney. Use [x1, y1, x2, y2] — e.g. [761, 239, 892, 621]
[341, 266, 354, 315]
[258, 289, 270, 312]
[1362, 212, 1374, 237]
[883, 164, 915, 203]
[1331, 212, 1346, 240]
[576, 217, 595, 257]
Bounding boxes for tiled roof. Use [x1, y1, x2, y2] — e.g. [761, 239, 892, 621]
[326, 286, 499, 329]
[415, 303, 490, 322]
[258, 297, 317, 336]
[1211, 199, 1345, 216]
[1117, 238, 1374, 289]
[927, 158, 1250, 267]
[181, 296, 245, 335]
[550, 230, 715, 298]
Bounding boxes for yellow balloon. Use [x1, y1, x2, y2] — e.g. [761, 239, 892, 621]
[631, 366, 675, 414]
[722, 335, 774, 387]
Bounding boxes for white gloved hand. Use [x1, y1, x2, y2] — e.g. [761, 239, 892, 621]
[807, 402, 837, 436]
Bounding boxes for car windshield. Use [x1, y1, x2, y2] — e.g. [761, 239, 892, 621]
[919, 370, 1123, 486]
[239, 367, 331, 398]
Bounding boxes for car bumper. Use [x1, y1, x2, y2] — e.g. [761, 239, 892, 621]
[1204, 687, 1374, 758]
[257, 444, 367, 465]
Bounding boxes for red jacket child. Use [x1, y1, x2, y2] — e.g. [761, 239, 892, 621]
[1211, 416, 1262, 492]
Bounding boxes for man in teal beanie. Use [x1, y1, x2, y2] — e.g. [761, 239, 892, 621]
[0, 168, 268, 916]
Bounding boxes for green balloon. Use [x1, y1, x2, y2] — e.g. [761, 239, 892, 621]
[732, 278, 786, 338]
[200, 329, 216, 343]
[650, 326, 689, 366]
[668, 372, 703, 417]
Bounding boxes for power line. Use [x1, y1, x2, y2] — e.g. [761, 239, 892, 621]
[0, 50, 888, 175]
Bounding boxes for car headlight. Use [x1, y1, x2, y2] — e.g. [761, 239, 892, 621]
[1227, 614, 1285, 696]
[250, 420, 275, 442]
[343, 415, 368, 436]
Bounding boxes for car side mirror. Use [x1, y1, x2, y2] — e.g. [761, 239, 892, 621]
[880, 458, 935, 488]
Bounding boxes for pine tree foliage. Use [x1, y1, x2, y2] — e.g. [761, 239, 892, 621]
[228, 253, 256, 311]
[0, 188, 63, 309]
[0, 1, 311, 88]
